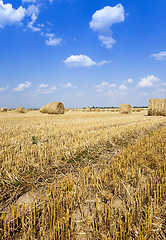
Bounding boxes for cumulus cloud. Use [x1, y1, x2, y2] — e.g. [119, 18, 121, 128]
[64, 55, 96, 67]
[150, 51, 166, 61]
[119, 84, 127, 90]
[38, 84, 48, 88]
[96, 81, 116, 93]
[89, 4, 125, 49]
[0, 1, 26, 28]
[46, 37, 62, 46]
[90, 4, 125, 31]
[137, 75, 160, 88]
[13, 81, 31, 91]
[64, 55, 111, 67]
[0, 86, 9, 92]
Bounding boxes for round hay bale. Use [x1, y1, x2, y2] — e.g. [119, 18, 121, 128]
[96, 108, 100, 112]
[0, 107, 7, 112]
[148, 98, 166, 116]
[7, 109, 12, 112]
[119, 104, 132, 114]
[85, 107, 91, 112]
[15, 107, 26, 113]
[40, 104, 47, 113]
[40, 102, 65, 114]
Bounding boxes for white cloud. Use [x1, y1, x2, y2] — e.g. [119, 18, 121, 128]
[27, 5, 41, 32]
[0, 86, 9, 92]
[42, 86, 57, 94]
[61, 83, 73, 88]
[46, 37, 62, 46]
[22, 0, 53, 3]
[89, 4, 125, 49]
[49, 86, 57, 91]
[22, 0, 37, 3]
[64, 55, 111, 67]
[13, 81, 31, 91]
[28, 22, 41, 31]
[158, 88, 166, 93]
[96, 81, 116, 92]
[97, 60, 112, 66]
[137, 75, 160, 88]
[0, 1, 26, 28]
[36, 84, 57, 94]
[90, 4, 124, 31]
[150, 51, 166, 61]
[38, 84, 48, 88]
[98, 35, 116, 49]
[38, 23, 44, 27]
[119, 84, 127, 90]
[127, 78, 133, 83]
[46, 33, 55, 37]
[64, 55, 96, 67]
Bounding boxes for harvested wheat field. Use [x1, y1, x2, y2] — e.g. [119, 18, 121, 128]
[0, 110, 166, 239]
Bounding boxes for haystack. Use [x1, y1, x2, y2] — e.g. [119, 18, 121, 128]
[40, 102, 65, 114]
[148, 99, 166, 116]
[119, 104, 132, 114]
[96, 108, 100, 112]
[0, 107, 7, 112]
[15, 107, 26, 113]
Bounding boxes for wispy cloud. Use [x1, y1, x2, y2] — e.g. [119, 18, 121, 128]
[22, 0, 37, 3]
[90, 4, 125, 49]
[127, 78, 133, 83]
[46, 37, 62, 46]
[96, 81, 116, 93]
[119, 84, 127, 90]
[61, 83, 73, 88]
[150, 51, 166, 60]
[38, 84, 48, 88]
[46, 33, 55, 38]
[27, 5, 41, 32]
[37, 85, 57, 94]
[13, 81, 31, 91]
[97, 60, 112, 66]
[0, 86, 9, 92]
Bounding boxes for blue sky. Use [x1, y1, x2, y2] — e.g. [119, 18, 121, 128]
[0, 0, 166, 108]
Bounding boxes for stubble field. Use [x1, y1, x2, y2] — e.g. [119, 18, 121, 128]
[0, 110, 165, 239]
